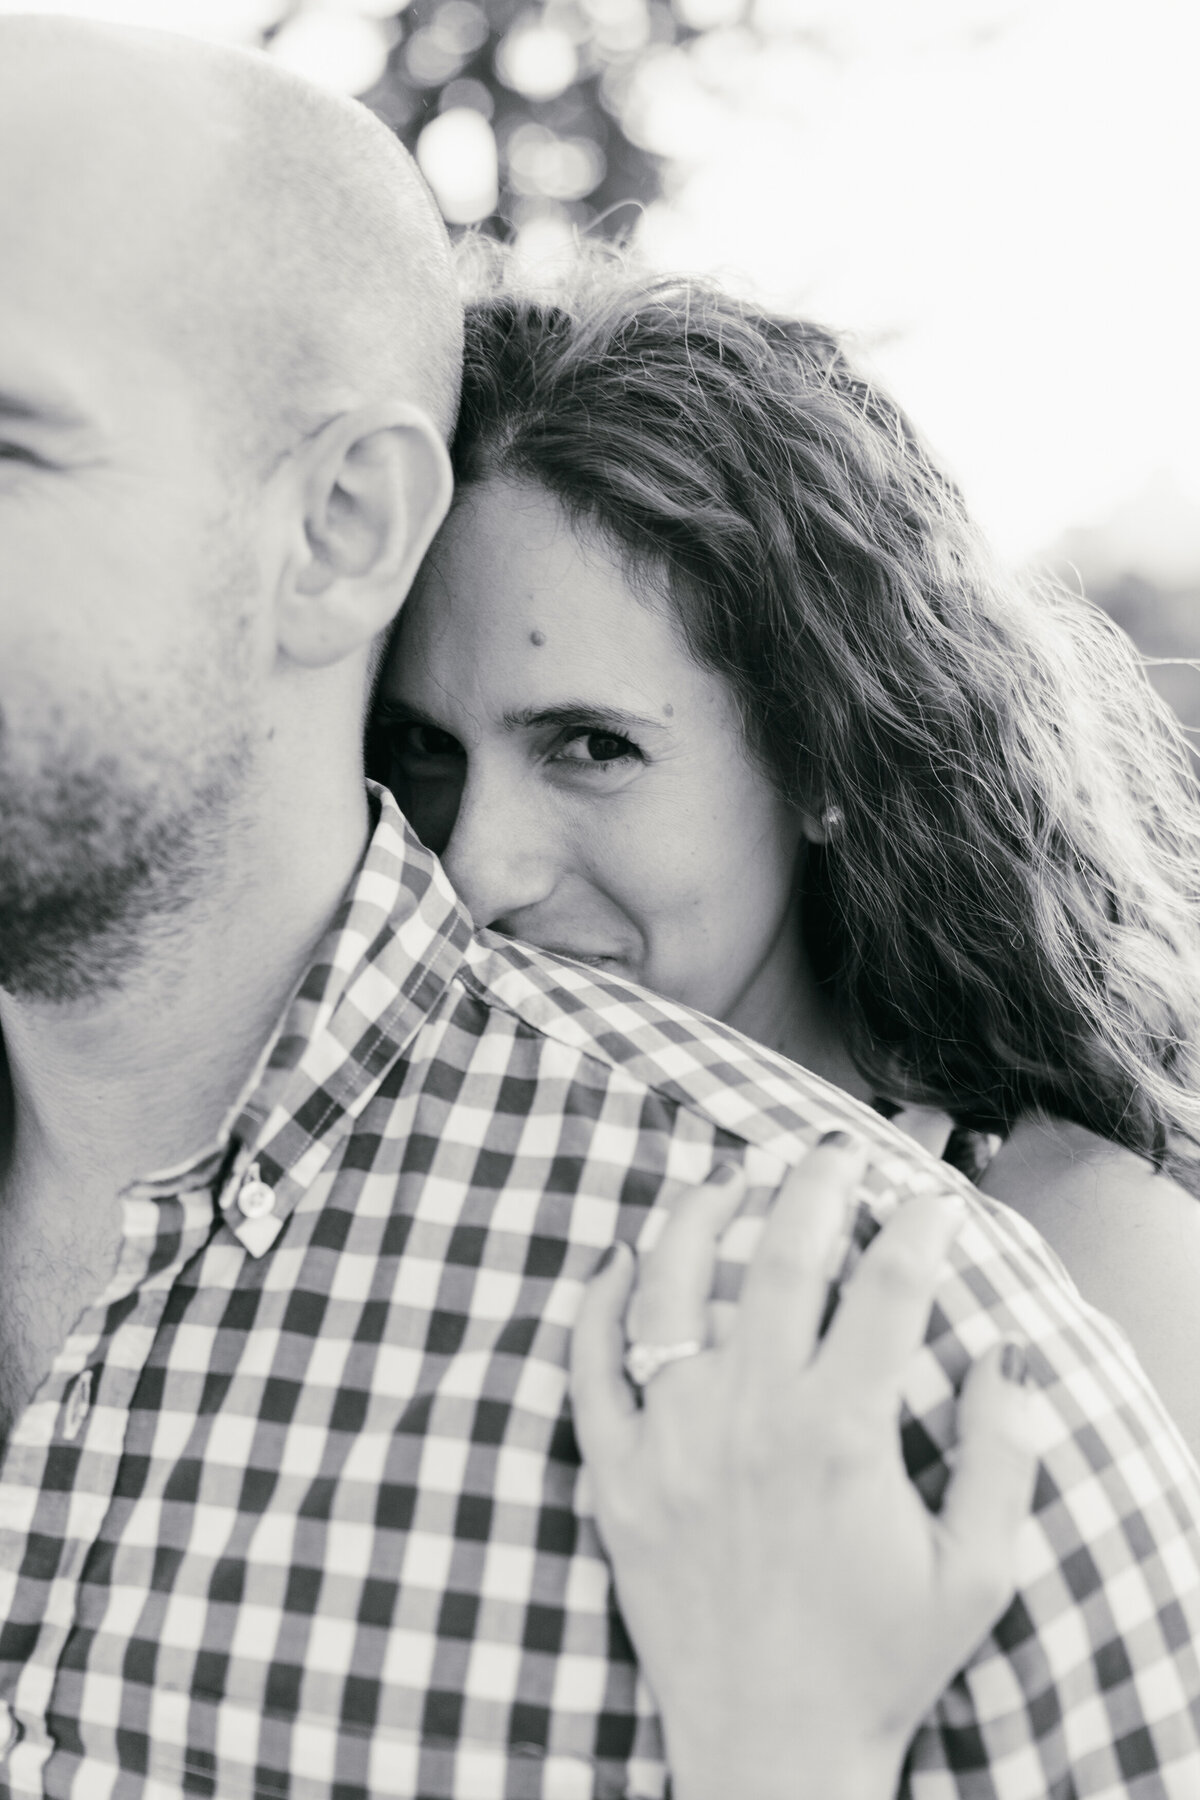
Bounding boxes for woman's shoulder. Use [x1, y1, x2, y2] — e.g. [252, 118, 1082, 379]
[981, 1114, 1164, 1202]
[978, 1112, 1199, 1285]
[979, 1113, 1200, 1459]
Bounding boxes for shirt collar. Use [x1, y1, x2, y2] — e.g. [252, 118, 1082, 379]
[132, 784, 474, 1254]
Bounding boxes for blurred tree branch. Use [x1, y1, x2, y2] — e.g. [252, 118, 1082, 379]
[362, 0, 701, 239]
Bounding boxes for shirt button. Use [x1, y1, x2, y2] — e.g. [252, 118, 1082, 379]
[0, 1702, 18, 1756]
[63, 1369, 93, 1441]
[237, 1164, 276, 1221]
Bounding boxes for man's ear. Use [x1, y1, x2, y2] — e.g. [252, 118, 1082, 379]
[277, 403, 453, 669]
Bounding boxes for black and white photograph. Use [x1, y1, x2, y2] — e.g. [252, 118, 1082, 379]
[0, 1, 1198, 1794]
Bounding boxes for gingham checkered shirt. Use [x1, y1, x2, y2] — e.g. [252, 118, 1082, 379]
[1, 788, 1198, 1800]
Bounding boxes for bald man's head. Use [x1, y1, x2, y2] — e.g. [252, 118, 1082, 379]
[0, 16, 463, 1000]
[0, 14, 462, 467]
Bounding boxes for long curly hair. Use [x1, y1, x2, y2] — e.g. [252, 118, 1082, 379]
[441, 247, 1200, 1190]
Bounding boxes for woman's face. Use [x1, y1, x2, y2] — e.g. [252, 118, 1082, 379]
[378, 478, 807, 1030]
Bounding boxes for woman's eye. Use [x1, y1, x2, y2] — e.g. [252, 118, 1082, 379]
[557, 730, 640, 766]
[396, 722, 464, 764]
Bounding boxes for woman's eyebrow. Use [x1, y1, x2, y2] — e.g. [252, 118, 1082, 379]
[373, 697, 436, 722]
[501, 702, 667, 734]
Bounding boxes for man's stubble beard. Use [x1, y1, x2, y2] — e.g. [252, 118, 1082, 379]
[0, 735, 255, 1004]
[0, 536, 262, 1006]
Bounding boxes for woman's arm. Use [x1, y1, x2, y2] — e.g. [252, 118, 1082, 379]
[980, 1116, 1200, 1461]
[570, 1137, 1036, 1800]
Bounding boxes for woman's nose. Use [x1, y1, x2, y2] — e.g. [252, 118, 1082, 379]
[439, 769, 558, 930]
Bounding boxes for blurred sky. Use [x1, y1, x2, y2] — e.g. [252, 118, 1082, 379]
[6, 0, 1198, 575]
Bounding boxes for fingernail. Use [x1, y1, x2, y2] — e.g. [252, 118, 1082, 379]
[1000, 1340, 1029, 1385]
[818, 1128, 859, 1151]
[707, 1162, 740, 1186]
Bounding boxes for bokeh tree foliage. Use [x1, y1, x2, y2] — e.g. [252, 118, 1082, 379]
[268, 0, 739, 244]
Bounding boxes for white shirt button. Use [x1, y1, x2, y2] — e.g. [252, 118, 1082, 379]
[237, 1164, 276, 1221]
[0, 1702, 18, 1756]
[63, 1369, 92, 1442]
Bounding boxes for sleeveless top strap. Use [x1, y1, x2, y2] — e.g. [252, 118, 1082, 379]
[871, 1097, 1005, 1187]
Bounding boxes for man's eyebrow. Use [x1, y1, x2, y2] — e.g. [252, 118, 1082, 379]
[0, 385, 91, 428]
[501, 702, 667, 735]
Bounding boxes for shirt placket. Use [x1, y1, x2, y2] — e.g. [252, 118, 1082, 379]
[0, 1169, 224, 1794]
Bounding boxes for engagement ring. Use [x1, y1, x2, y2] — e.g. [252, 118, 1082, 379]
[622, 1338, 705, 1390]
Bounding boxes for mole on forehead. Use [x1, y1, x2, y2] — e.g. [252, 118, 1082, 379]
[663, 702, 674, 716]
[529, 629, 547, 647]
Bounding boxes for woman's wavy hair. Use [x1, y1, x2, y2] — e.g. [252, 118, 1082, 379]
[446, 244, 1200, 1189]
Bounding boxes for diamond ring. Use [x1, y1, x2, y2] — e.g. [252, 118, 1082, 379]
[622, 1338, 705, 1390]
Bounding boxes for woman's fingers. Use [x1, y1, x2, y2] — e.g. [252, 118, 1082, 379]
[570, 1242, 638, 1467]
[938, 1340, 1038, 1607]
[816, 1188, 966, 1399]
[572, 1163, 748, 1467]
[624, 1163, 745, 1364]
[732, 1133, 869, 1373]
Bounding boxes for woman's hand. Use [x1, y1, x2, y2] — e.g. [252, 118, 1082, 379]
[570, 1134, 1037, 1800]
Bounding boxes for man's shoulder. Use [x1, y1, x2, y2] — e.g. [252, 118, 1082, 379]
[360, 793, 897, 1168]
[360, 796, 948, 1187]
[452, 928, 914, 1170]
